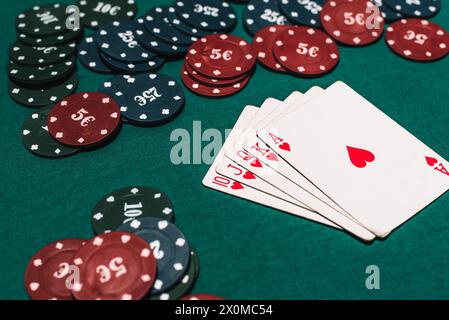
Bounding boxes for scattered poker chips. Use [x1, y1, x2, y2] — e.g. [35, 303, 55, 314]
[175, 0, 237, 32]
[321, 0, 385, 46]
[78, 35, 114, 74]
[24, 238, 85, 300]
[98, 73, 185, 126]
[385, 19, 449, 62]
[383, 0, 440, 19]
[117, 217, 190, 294]
[78, 0, 138, 29]
[21, 106, 79, 158]
[72, 232, 157, 300]
[279, 0, 325, 27]
[182, 34, 256, 97]
[9, 41, 77, 67]
[24, 186, 218, 300]
[47, 92, 121, 148]
[91, 186, 175, 235]
[243, 0, 290, 36]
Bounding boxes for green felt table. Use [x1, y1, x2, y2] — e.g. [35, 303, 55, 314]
[1, 0, 449, 300]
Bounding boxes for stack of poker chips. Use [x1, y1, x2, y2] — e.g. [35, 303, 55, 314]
[182, 34, 257, 97]
[23, 186, 223, 300]
[8, 4, 82, 108]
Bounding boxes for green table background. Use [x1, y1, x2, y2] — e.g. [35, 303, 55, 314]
[1, 0, 449, 300]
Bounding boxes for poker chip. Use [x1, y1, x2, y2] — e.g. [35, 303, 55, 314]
[181, 65, 250, 97]
[17, 27, 83, 47]
[166, 6, 211, 38]
[252, 25, 289, 72]
[24, 238, 85, 300]
[98, 73, 185, 126]
[117, 217, 191, 294]
[186, 34, 256, 79]
[273, 26, 340, 76]
[8, 57, 76, 86]
[320, 0, 385, 46]
[9, 72, 79, 108]
[100, 52, 165, 74]
[135, 19, 189, 57]
[96, 20, 155, 63]
[47, 92, 121, 147]
[71, 232, 157, 300]
[371, 0, 403, 22]
[175, 0, 237, 32]
[184, 62, 248, 86]
[243, 0, 290, 36]
[21, 106, 79, 158]
[149, 246, 199, 300]
[279, 0, 325, 27]
[78, 0, 138, 29]
[9, 41, 77, 66]
[383, 0, 440, 19]
[141, 6, 197, 46]
[91, 186, 175, 235]
[181, 294, 224, 300]
[78, 35, 113, 74]
[385, 18, 449, 62]
[16, 4, 70, 37]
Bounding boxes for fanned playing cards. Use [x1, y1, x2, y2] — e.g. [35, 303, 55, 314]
[203, 81, 449, 242]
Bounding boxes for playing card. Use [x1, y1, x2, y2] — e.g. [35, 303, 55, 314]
[258, 81, 449, 236]
[203, 105, 338, 225]
[225, 92, 375, 241]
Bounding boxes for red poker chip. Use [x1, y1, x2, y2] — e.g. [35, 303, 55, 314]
[24, 238, 85, 300]
[253, 25, 290, 73]
[71, 232, 157, 300]
[386, 19, 449, 62]
[186, 34, 256, 79]
[181, 294, 224, 300]
[181, 65, 250, 98]
[184, 62, 248, 87]
[321, 0, 384, 46]
[47, 92, 121, 148]
[273, 26, 340, 76]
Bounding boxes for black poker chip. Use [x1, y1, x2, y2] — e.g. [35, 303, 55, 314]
[9, 41, 77, 67]
[15, 4, 71, 37]
[91, 186, 175, 234]
[8, 56, 76, 86]
[99, 51, 165, 74]
[166, 6, 211, 38]
[9, 72, 79, 108]
[117, 217, 190, 294]
[78, 0, 138, 29]
[97, 73, 185, 126]
[95, 20, 156, 63]
[78, 35, 114, 74]
[174, 0, 237, 32]
[135, 18, 189, 58]
[148, 245, 200, 300]
[21, 106, 79, 158]
[17, 27, 83, 47]
[141, 6, 197, 46]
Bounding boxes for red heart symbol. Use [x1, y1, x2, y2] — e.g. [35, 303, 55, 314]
[346, 146, 375, 168]
[279, 142, 290, 151]
[266, 152, 278, 161]
[231, 181, 244, 190]
[243, 171, 256, 180]
[250, 159, 262, 167]
[425, 156, 438, 167]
